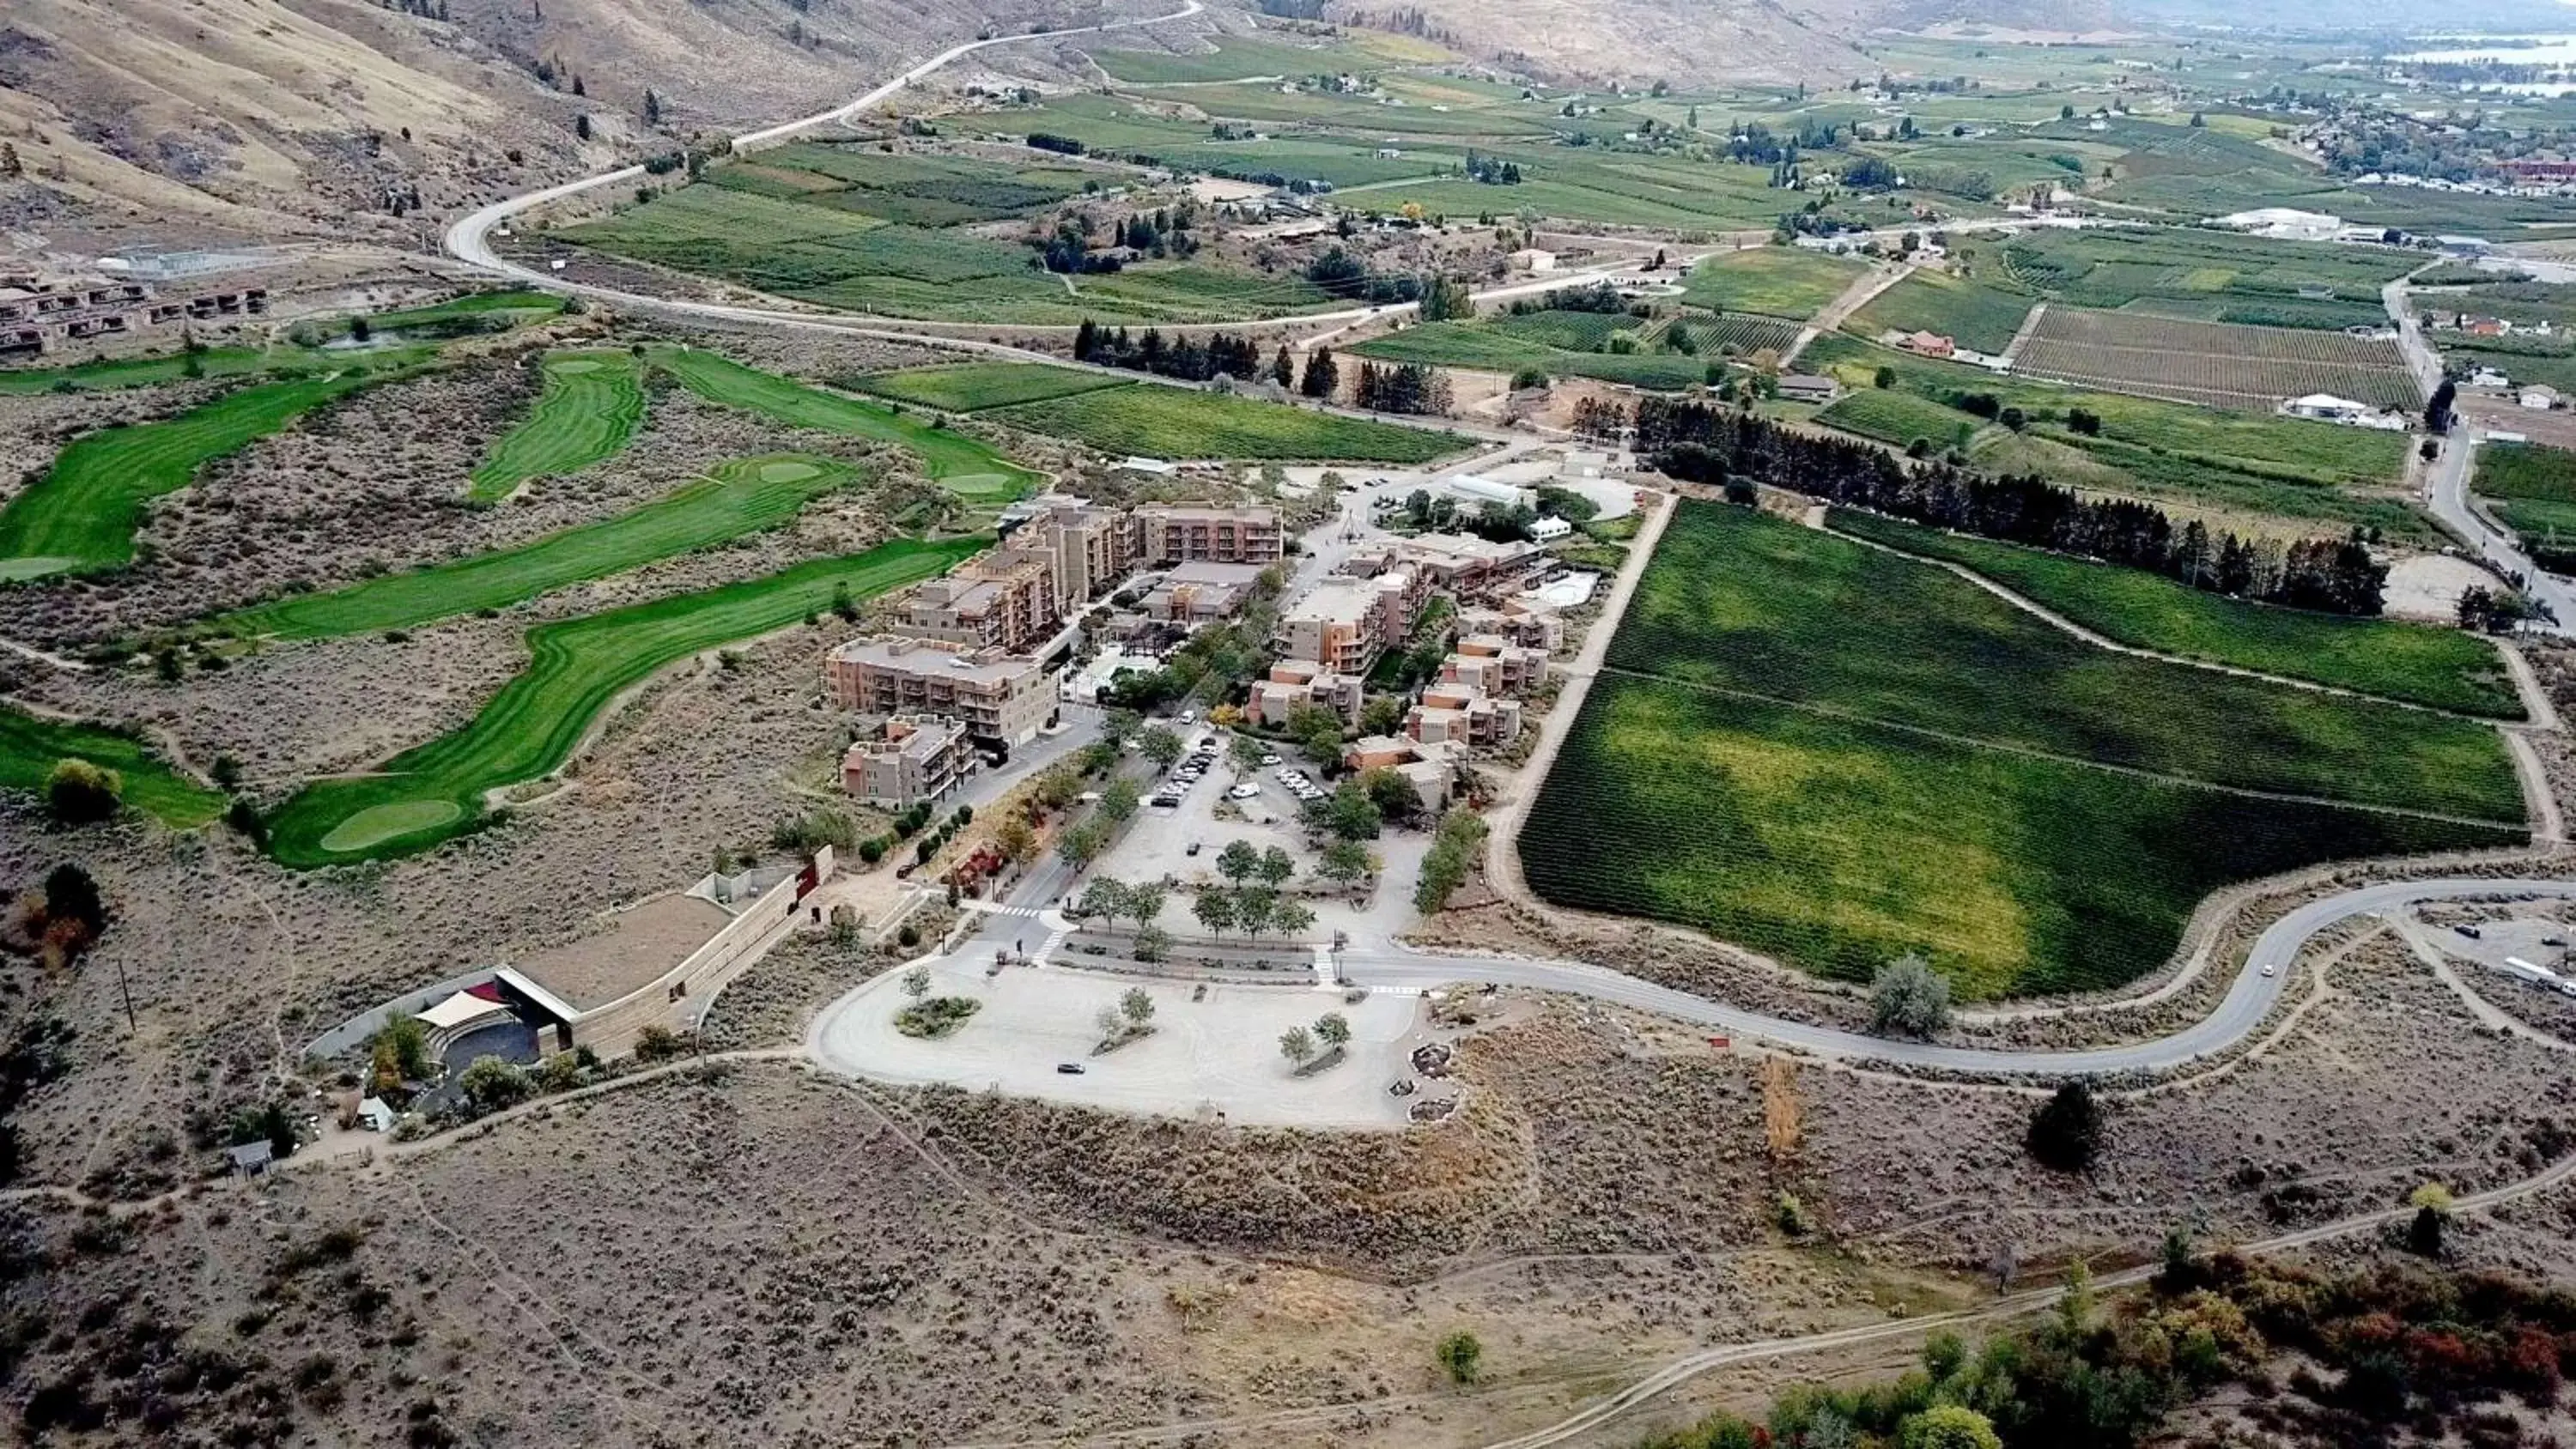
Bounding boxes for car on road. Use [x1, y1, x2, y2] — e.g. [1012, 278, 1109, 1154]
[2260, 964, 2276, 977]
[1055, 1063, 1086, 1075]
[2459, 925, 2484, 939]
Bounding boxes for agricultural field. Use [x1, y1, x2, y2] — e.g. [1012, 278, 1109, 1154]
[553, 144, 1335, 324]
[210, 454, 867, 643]
[1994, 227, 2409, 330]
[648, 348, 1035, 511]
[984, 381, 1461, 463]
[1089, 30, 1455, 84]
[0, 357, 436, 582]
[1350, 312, 1722, 390]
[1846, 268, 2033, 355]
[469, 349, 648, 502]
[848, 362, 1129, 413]
[262, 537, 983, 868]
[1815, 388, 1984, 452]
[2012, 307, 2420, 414]
[0, 706, 224, 829]
[1679, 247, 1866, 320]
[1830, 511, 2520, 718]
[1520, 502, 2523, 997]
[2472, 440, 2576, 573]
[1803, 336, 2423, 542]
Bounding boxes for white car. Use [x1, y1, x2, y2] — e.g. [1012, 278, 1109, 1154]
[1177, 710, 1198, 724]
[1227, 783, 1261, 800]
[1260, 754, 1282, 767]
[2260, 964, 2277, 978]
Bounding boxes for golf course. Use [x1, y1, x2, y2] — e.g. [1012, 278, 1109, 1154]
[470, 349, 650, 502]
[262, 536, 984, 867]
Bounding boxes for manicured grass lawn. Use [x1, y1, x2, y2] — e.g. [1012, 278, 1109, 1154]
[649, 348, 1036, 509]
[1830, 510, 2522, 718]
[0, 356, 434, 580]
[0, 347, 280, 395]
[849, 362, 1133, 413]
[1519, 501, 2523, 998]
[1680, 247, 1866, 319]
[360, 289, 567, 333]
[263, 537, 984, 867]
[212, 454, 866, 642]
[0, 706, 223, 828]
[469, 349, 648, 502]
[985, 383, 1463, 463]
[1846, 269, 2033, 354]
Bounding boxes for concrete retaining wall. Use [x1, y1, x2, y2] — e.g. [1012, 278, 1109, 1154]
[571, 847, 834, 1059]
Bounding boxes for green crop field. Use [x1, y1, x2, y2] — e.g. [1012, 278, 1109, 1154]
[212, 453, 866, 642]
[1664, 314, 1803, 359]
[2474, 441, 2576, 572]
[1802, 335, 2423, 542]
[649, 348, 1035, 509]
[1680, 247, 1867, 319]
[985, 382, 1463, 463]
[1817, 388, 1985, 451]
[0, 706, 224, 829]
[1091, 31, 1455, 84]
[1350, 320, 1714, 390]
[263, 537, 984, 867]
[1830, 511, 2521, 718]
[470, 350, 649, 502]
[1519, 502, 2523, 997]
[0, 357, 434, 581]
[1847, 269, 2034, 354]
[849, 362, 1133, 413]
[1994, 227, 2409, 330]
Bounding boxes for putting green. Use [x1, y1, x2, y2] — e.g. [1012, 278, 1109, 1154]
[758, 460, 823, 482]
[319, 799, 464, 853]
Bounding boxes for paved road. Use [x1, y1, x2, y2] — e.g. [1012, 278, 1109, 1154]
[1342, 877, 2576, 1076]
[2387, 276, 2574, 632]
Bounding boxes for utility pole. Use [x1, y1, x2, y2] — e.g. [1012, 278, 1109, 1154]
[114, 953, 137, 1033]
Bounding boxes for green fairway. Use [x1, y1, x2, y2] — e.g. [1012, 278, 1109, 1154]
[1830, 511, 2522, 718]
[650, 348, 1035, 509]
[264, 537, 984, 867]
[850, 362, 1133, 413]
[0, 359, 432, 579]
[986, 382, 1464, 463]
[0, 347, 280, 396]
[1518, 501, 2524, 998]
[469, 350, 649, 501]
[1680, 247, 1867, 319]
[0, 706, 224, 829]
[212, 453, 867, 641]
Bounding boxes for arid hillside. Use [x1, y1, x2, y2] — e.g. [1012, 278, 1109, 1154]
[0, 0, 1163, 243]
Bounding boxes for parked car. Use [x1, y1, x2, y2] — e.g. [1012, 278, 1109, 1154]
[2459, 925, 2484, 939]
[1055, 1063, 1087, 1075]
[1227, 783, 1261, 799]
[1261, 754, 1282, 767]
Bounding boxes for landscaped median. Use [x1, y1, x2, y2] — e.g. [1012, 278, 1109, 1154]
[262, 536, 984, 868]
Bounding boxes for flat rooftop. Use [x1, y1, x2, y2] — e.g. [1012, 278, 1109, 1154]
[509, 894, 733, 1010]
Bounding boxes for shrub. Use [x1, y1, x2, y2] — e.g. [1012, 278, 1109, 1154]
[1868, 953, 1950, 1037]
[633, 1025, 686, 1063]
[45, 759, 122, 824]
[897, 924, 920, 949]
[2026, 1079, 2104, 1173]
[457, 1055, 532, 1112]
[1436, 1330, 1482, 1384]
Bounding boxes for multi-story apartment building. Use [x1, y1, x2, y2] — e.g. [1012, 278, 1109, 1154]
[892, 547, 1059, 654]
[1134, 504, 1283, 567]
[1002, 498, 1137, 615]
[1407, 682, 1522, 750]
[0, 272, 266, 358]
[823, 638, 1057, 747]
[1249, 660, 1365, 726]
[1140, 561, 1267, 622]
[1276, 579, 1385, 676]
[1443, 635, 1549, 696]
[841, 715, 973, 809]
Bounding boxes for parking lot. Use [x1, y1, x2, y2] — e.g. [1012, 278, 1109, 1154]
[806, 951, 1424, 1127]
[1097, 726, 1432, 945]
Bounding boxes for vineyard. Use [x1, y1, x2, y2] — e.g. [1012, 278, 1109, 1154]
[1663, 314, 1802, 359]
[2474, 440, 2576, 573]
[1996, 219, 2410, 330]
[1349, 320, 1713, 390]
[1518, 502, 2524, 998]
[2013, 308, 2420, 413]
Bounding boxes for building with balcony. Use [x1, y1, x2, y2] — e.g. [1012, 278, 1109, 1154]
[1443, 635, 1549, 695]
[1140, 561, 1268, 622]
[892, 547, 1059, 654]
[841, 715, 974, 809]
[1277, 579, 1386, 676]
[1407, 682, 1522, 749]
[1249, 660, 1366, 726]
[1134, 503, 1283, 567]
[823, 637, 1057, 747]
